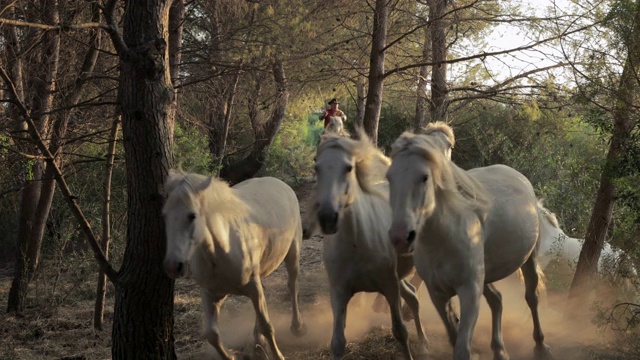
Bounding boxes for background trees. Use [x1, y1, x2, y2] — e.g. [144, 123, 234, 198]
[0, 0, 638, 357]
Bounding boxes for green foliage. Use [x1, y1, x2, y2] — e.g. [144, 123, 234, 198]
[377, 105, 413, 154]
[174, 122, 213, 175]
[261, 114, 317, 183]
[452, 100, 605, 237]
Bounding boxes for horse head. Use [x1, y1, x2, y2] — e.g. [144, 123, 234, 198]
[313, 132, 389, 234]
[162, 172, 213, 279]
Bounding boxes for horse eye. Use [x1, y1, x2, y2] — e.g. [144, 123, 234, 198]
[422, 175, 428, 183]
[346, 165, 353, 173]
[187, 213, 196, 222]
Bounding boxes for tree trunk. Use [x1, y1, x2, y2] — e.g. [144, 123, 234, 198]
[94, 117, 120, 331]
[5, 2, 34, 313]
[7, 0, 61, 313]
[362, 0, 390, 144]
[414, 18, 431, 131]
[428, 0, 448, 122]
[220, 60, 289, 184]
[110, 0, 177, 358]
[355, 75, 366, 129]
[569, 1, 640, 299]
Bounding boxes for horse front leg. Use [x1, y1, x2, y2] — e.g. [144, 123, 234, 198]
[329, 286, 352, 360]
[483, 283, 509, 360]
[246, 276, 285, 360]
[201, 290, 234, 360]
[402, 271, 423, 321]
[383, 280, 413, 360]
[455, 282, 483, 360]
[399, 279, 429, 355]
[521, 256, 555, 360]
[427, 288, 458, 348]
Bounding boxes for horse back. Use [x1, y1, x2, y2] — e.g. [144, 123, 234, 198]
[468, 164, 540, 281]
[233, 177, 302, 275]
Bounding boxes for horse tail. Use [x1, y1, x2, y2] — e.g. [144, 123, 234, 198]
[535, 263, 547, 296]
[516, 264, 547, 297]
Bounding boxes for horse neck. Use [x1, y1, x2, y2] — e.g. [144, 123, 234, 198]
[340, 178, 390, 246]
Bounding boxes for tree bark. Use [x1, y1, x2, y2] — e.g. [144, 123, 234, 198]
[362, 0, 390, 145]
[109, 0, 177, 358]
[220, 59, 289, 184]
[428, 0, 448, 122]
[569, 1, 640, 299]
[355, 75, 366, 129]
[7, 0, 61, 313]
[94, 116, 120, 331]
[414, 17, 431, 131]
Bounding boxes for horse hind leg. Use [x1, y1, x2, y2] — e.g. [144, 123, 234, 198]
[483, 283, 509, 360]
[284, 236, 306, 336]
[399, 279, 429, 355]
[521, 256, 555, 360]
[382, 281, 414, 360]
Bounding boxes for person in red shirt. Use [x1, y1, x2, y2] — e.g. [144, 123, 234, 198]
[321, 98, 347, 128]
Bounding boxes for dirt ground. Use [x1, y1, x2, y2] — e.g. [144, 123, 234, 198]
[1, 181, 639, 360]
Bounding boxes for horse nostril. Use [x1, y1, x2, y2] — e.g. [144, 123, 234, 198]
[331, 212, 339, 224]
[176, 262, 184, 275]
[407, 230, 416, 244]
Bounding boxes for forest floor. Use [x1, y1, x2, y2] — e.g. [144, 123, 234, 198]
[1, 181, 639, 360]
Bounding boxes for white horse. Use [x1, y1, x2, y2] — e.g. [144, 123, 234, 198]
[303, 121, 455, 319]
[537, 203, 638, 282]
[386, 132, 554, 360]
[163, 170, 305, 360]
[313, 133, 428, 360]
[323, 116, 349, 137]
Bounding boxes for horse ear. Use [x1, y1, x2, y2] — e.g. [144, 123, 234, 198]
[194, 176, 214, 194]
[165, 169, 185, 194]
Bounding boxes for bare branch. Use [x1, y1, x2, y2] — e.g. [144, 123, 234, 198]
[0, 65, 119, 284]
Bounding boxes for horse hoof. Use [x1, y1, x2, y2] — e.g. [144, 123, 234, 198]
[291, 322, 307, 337]
[534, 344, 554, 360]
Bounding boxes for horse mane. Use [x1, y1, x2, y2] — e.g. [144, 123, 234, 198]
[391, 132, 490, 213]
[421, 121, 455, 149]
[536, 199, 560, 228]
[317, 131, 390, 197]
[164, 169, 249, 224]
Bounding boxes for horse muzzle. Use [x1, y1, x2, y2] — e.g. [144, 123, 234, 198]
[164, 259, 186, 279]
[317, 206, 339, 234]
[389, 223, 416, 254]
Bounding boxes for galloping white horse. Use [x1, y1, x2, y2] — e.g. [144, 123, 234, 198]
[313, 133, 428, 360]
[537, 203, 637, 281]
[163, 170, 305, 360]
[323, 116, 349, 137]
[386, 132, 554, 360]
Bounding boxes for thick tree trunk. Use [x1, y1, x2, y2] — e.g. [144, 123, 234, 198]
[362, 0, 390, 145]
[569, 3, 640, 298]
[7, 0, 61, 313]
[5, 3, 35, 312]
[220, 60, 289, 184]
[428, 0, 448, 122]
[94, 117, 120, 330]
[355, 75, 366, 129]
[110, 1, 177, 358]
[414, 20, 431, 131]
